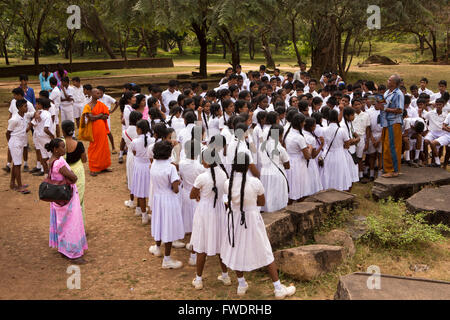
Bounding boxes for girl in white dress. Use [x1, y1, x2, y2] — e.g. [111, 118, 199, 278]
[252, 110, 267, 171]
[340, 106, 360, 186]
[167, 106, 185, 136]
[190, 147, 230, 290]
[303, 117, 324, 196]
[123, 111, 142, 209]
[282, 107, 300, 143]
[148, 141, 185, 269]
[205, 103, 222, 140]
[321, 109, 353, 191]
[259, 124, 290, 212]
[221, 152, 296, 299]
[130, 120, 154, 224]
[219, 99, 235, 130]
[179, 140, 206, 266]
[284, 113, 312, 203]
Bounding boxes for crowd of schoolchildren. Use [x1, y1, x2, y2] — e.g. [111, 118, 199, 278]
[4, 62, 450, 298]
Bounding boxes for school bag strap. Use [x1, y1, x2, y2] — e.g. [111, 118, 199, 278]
[265, 149, 290, 194]
[323, 128, 339, 161]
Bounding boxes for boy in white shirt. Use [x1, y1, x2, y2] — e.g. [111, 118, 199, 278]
[162, 80, 181, 115]
[70, 77, 86, 129]
[4, 88, 35, 173]
[423, 98, 447, 166]
[6, 99, 31, 194]
[429, 98, 449, 167]
[98, 85, 118, 153]
[351, 98, 371, 182]
[418, 77, 434, 96]
[49, 77, 61, 136]
[59, 77, 74, 123]
[31, 97, 54, 176]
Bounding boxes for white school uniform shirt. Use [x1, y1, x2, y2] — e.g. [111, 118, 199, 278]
[123, 104, 134, 129]
[7, 113, 28, 147]
[70, 85, 85, 106]
[168, 116, 185, 136]
[340, 119, 356, 153]
[219, 113, 233, 130]
[236, 71, 248, 82]
[404, 117, 427, 135]
[368, 108, 382, 137]
[178, 123, 195, 159]
[49, 86, 61, 109]
[122, 125, 138, 149]
[405, 105, 419, 119]
[243, 79, 251, 91]
[271, 74, 285, 83]
[99, 94, 116, 110]
[224, 173, 265, 209]
[130, 134, 154, 159]
[252, 107, 264, 124]
[418, 88, 434, 96]
[215, 82, 229, 92]
[260, 138, 289, 170]
[162, 89, 181, 114]
[59, 86, 74, 108]
[225, 137, 254, 167]
[9, 99, 35, 122]
[179, 158, 206, 191]
[206, 116, 221, 139]
[423, 110, 447, 133]
[285, 129, 308, 156]
[32, 110, 52, 138]
[352, 111, 371, 136]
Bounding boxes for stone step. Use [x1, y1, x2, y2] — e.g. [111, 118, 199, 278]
[304, 189, 356, 214]
[406, 185, 450, 226]
[274, 245, 345, 281]
[371, 167, 450, 201]
[335, 273, 450, 300]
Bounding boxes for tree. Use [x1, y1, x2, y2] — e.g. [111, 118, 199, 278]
[0, 0, 18, 65]
[16, 0, 54, 65]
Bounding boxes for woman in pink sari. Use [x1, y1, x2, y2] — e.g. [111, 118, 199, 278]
[45, 138, 88, 264]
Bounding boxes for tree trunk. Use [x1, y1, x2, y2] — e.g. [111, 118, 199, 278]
[230, 41, 240, 69]
[136, 44, 144, 58]
[309, 16, 338, 78]
[446, 28, 449, 64]
[290, 16, 302, 66]
[419, 35, 425, 55]
[2, 41, 9, 65]
[430, 30, 437, 62]
[249, 35, 255, 60]
[176, 38, 183, 54]
[80, 41, 85, 57]
[81, 7, 116, 59]
[222, 38, 227, 59]
[261, 33, 275, 69]
[212, 37, 217, 53]
[192, 22, 208, 77]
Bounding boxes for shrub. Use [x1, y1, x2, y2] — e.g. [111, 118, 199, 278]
[362, 199, 450, 248]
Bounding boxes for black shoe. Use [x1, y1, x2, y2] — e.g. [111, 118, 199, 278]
[407, 161, 419, 168]
[360, 177, 370, 184]
[23, 165, 29, 172]
[430, 163, 441, 168]
[2, 166, 11, 173]
[369, 177, 375, 182]
[118, 156, 124, 164]
[30, 167, 40, 174]
[32, 171, 45, 176]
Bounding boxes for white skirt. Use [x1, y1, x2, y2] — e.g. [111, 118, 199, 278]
[260, 166, 288, 212]
[321, 149, 353, 191]
[344, 150, 359, 183]
[181, 186, 197, 234]
[220, 206, 274, 272]
[286, 153, 309, 200]
[126, 151, 135, 192]
[190, 198, 227, 256]
[303, 158, 323, 197]
[130, 157, 150, 198]
[151, 192, 185, 243]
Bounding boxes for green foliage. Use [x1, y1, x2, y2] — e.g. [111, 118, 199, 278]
[362, 199, 450, 248]
[319, 206, 353, 232]
[283, 40, 311, 59]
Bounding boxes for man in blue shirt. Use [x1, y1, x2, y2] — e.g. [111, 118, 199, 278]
[375, 75, 404, 178]
[19, 74, 36, 106]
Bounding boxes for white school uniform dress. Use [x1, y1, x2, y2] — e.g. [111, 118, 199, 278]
[99, 94, 116, 130]
[219, 113, 233, 130]
[190, 167, 228, 256]
[177, 123, 195, 159]
[122, 104, 134, 130]
[225, 137, 254, 176]
[321, 123, 353, 191]
[150, 159, 185, 243]
[259, 139, 289, 212]
[352, 111, 371, 158]
[123, 125, 139, 192]
[48, 102, 58, 134]
[252, 124, 265, 171]
[130, 134, 154, 198]
[168, 116, 185, 136]
[179, 158, 206, 234]
[340, 120, 359, 182]
[49, 87, 61, 125]
[59, 86, 74, 122]
[206, 116, 221, 140]
[304, 131, 324, 196]
[7, 114, 28, 165]
[221, 174, 274, 272]
[32, 110, 53, 159]
[285, 129, 310, 200]
[71, 85, 86, 120]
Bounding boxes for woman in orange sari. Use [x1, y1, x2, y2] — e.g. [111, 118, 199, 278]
[81, 88, 112, 176]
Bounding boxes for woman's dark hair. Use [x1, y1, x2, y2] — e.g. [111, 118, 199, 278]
[149, 107, 164, 123]
[256, 110, 267, 128]
[312, 96, 323, 106]
[222, 99, 234, 112]
[328, 109, 340, 124]
[183, 98, 195, 109]
[311, 112, 323, 127]
[129, 111, 143, 127]
[120, 92, 134, 112]
[227, 152, 250, 247]
[134, 94, 146, 110]
[147, 97, 159, 109]
[219, 89, 231, 101]
[286, 107, 298, 123]
[153, 140, 173, 160]
[39, 90, 50, 99]
[136, 119, 151, 147]
[56, 63, 65, 78]
[304, 117, 316, 133]
[167, 106, 182, 126]
[291, 113, 306, 136]
[343, 106, 355, 119]
[153, 122, 167, 139]
[193, 95, 203, 110]
[184, 111, 197, 124]
[266, 111, 278, 126]
[321, 106, 331, 121]
[261, 124, 284, 158]
[234, 100, 247, 113]
[226, 115, 237, 129]
[238, 90, 251, 100]
[210, 103, 221, 118]
[43, 65, 50, 80]
[177, 94, 186, 105]
[61, 120, 75, 137]
[184, 140, 201, 160]
[45, 138, 63, 153]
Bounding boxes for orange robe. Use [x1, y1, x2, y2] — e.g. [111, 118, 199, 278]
[83, 101, 111, 172]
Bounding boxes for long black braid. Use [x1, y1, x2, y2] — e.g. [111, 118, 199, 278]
[227, 167, 236, 247]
